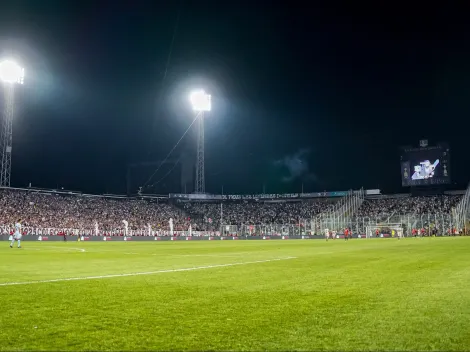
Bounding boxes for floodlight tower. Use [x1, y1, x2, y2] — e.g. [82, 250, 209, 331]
[0, 60, 24, 187]
[190, 90, 211, 194]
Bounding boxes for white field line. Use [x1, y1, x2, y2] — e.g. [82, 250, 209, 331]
[32, 249, 245, 257]
[110, 252, 261, 257]
[88, 252, 252, 257]
[38, 246, 86, 253]
[162, 254, 247, 258]
[0, 257, 297, 287]
[107, 253, 261, 258]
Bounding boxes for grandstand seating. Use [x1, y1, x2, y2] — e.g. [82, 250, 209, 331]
[0, 188, 465, 235]
[349, 195, 461, 234]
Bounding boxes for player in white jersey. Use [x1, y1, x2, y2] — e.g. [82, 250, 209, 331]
[397, 229, 403, 240]
[10, 219, 22, 248]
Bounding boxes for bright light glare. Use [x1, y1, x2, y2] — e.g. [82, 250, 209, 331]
[0, 60, 25, 84]
[190, 90, 211, 111]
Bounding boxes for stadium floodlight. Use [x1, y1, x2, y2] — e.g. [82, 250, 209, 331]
[190, 90, 211, 112]
[0, 59, 25, 188]
[0, 60, 25, 85]
[189, 90, 211, 194]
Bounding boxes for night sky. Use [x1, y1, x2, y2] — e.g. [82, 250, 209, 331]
[1, 1, 469, 195]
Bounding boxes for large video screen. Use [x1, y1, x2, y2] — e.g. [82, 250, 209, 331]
[400, 144, 450, 187]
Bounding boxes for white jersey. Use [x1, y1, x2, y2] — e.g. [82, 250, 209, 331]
[13, 223, 22, 240]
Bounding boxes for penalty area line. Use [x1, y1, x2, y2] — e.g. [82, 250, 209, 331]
[22, 246, 86, 253]
[0, 257, 297, 287]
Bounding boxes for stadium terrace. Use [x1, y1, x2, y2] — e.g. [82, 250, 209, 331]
[0, 186, 468, 238]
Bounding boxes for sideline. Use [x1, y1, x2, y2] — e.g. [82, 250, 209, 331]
[37, 246, 86, 253]
[0, 257, 297, 287]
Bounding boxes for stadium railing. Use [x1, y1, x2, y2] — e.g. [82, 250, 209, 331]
[314, 189, 364, 231]
[220, 212, 458, 236]
[0, 226, 222, 237]
[452, 182, 470, 232]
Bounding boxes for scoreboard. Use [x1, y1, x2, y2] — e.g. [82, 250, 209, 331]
[400, 142, 450, 187]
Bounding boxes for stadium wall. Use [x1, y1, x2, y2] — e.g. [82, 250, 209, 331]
[1, 234, 376, 242]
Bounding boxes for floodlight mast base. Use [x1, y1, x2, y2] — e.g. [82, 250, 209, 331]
[195, 111, 205, 194]
[0, 84, 14, 187]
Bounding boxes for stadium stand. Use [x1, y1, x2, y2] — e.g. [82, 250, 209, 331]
[179, 199, 338, 230]
[0, 187, 467, 236]
[355, 195, 461, 217]
[349, 194, 462, 235]
[0, 189, 188, 234]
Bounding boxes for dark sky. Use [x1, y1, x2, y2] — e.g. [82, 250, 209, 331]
[0, 1, 469, 195]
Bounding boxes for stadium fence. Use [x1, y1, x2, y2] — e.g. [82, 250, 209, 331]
[221, 213, 459, 236]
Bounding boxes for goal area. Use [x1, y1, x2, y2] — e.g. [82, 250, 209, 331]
[365, 223, 404, 238]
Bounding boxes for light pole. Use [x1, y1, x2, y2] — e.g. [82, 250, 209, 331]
[189, 90, 211, 194]
[0, 60, 24, 187]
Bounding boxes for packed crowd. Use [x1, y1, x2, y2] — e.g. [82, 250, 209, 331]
[352, 195, 463, 235]
[355, 195, 462, 219]
[0, 190, 188, 232]
[0, 189, 463, 235]
[179, 199, 338, 230]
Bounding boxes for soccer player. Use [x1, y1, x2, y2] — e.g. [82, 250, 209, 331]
[10, 219, 22, 248]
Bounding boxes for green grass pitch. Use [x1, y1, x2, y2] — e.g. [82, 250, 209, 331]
[1, 237, 469, 351]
